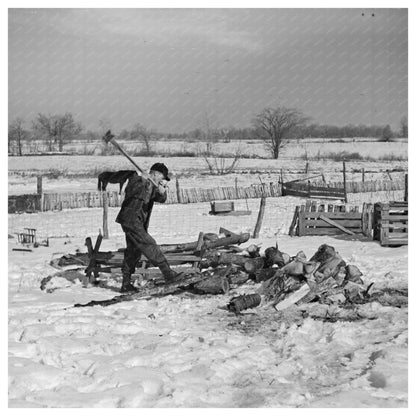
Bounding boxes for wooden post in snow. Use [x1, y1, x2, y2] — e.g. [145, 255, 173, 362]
[362, 168, 365, 183]
[103, 192, 109, 239]
[37, 175, 43, 211]
[253, 196, 266, 238]
[343, 161, 348, 203]
[176, 177, 181, 204]
[280, 168, 284, 196]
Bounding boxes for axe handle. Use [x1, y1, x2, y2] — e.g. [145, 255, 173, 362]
[108, 138, 158, 187]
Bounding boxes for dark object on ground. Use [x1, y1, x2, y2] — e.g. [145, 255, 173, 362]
[97, 170, 135, 193]
[227, 294, 262, 314]
[12, 248, 33, 252]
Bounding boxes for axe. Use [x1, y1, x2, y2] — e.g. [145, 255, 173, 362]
[102, 130, 158, 187]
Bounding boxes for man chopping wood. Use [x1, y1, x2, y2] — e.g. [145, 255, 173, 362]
[116, 162, 180, 292]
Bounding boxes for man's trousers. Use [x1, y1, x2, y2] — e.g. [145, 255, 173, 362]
[121, 223, 168, 275]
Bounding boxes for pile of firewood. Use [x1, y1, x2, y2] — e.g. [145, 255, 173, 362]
[46, 228, 407, 315]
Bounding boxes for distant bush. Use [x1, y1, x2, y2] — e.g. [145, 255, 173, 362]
[168, 150, 198, 157]
[130, 147, 158, 157]
[374, 154, 407, 162]
[301, 151, 407, 162]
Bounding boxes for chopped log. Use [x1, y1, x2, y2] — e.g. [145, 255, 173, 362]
[244, 257, 265, 274]
[219, 227, 237, 237]
[264, 246, 286, 267]
[309, 244, 346, 282]
[259, 273, 305, 303]
[318, 214, 356, 236]
[193, 265, 234, 294]
[227, 294, 261, 314]
[345, 264, 363, 284]
[297, 277, 338, 304]
[253, 268, 277, 283]
[193, 275, 228, 294]
[203, 233, 250, 250]
[200, 251, 263, 274]
[309, 244, 337, 263]
[246, 244, 261, 258]
[273, 284, 311, 311]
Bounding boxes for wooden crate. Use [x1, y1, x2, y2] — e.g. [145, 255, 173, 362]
[210, 201, 235, 214]
[373, 201, 408, 246]
[296, 200, 361, 236]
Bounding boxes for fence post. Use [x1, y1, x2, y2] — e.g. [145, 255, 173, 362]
[37, 175, 43, 212]
[103, 192, 109, 239]
[343, 161, 348, 203]
[362, 168, 365, 183]
[280, 168, 284, 195]
[176, 177, 181, 204]
[252, 197, 266, 238]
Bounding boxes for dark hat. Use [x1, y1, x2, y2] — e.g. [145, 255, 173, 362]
[150, 162, 170, 181]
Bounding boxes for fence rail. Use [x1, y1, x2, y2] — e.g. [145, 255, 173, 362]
[8, 177, 406, 213]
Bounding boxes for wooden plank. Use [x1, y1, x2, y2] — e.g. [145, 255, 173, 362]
[289, 206, 300, 237]
[318, 214, 356, 235]
[164, 254, 201, 262]
[305, 219, 362, 227]
[380, 215, 408, 220]
[302, 228, 362, 236]
[304, 212, 361, 220]
[386, 232, 409, 238]
[298, 205, 306, 236]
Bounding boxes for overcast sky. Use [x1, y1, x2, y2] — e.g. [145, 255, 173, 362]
[8, 8, 407, 133]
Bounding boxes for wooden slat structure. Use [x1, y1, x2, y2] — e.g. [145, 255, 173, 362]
[361, 202, 375, 238]
[373, 201, 408, 246]
[282, 181, 346, 201]
[293, 200, 362, 236]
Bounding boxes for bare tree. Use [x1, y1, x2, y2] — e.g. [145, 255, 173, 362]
[253, 107, 309, 159]
[8, 117, 29, 155]
[130, 123, 154, 153]
[33, 113, 82, 152]
[400, 116, 408, 138]
[381, 124, 393, 142]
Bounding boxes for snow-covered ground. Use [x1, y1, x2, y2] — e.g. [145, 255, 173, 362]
[8, 198, 408, 408]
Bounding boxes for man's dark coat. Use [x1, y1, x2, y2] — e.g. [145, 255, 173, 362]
[115, 172, 167, 230]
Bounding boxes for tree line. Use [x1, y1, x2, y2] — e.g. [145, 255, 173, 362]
[8, 110, 408, 159]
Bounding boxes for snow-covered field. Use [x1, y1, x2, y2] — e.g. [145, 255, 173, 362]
[8, 197, 408, 408]
[22, 137, 408, 160]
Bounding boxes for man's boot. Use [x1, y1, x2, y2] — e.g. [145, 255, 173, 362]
[158, 261, 182, 283]
[120, 272, 136, 293]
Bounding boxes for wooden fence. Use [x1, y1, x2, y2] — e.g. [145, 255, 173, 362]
[283, 178, 405, 201]
[8, 177, 406, 213]
[282, 181, 346, 200]
[35, 182, 280, 211]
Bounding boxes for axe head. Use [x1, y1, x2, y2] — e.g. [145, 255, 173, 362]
[102, 130, 115, 143]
